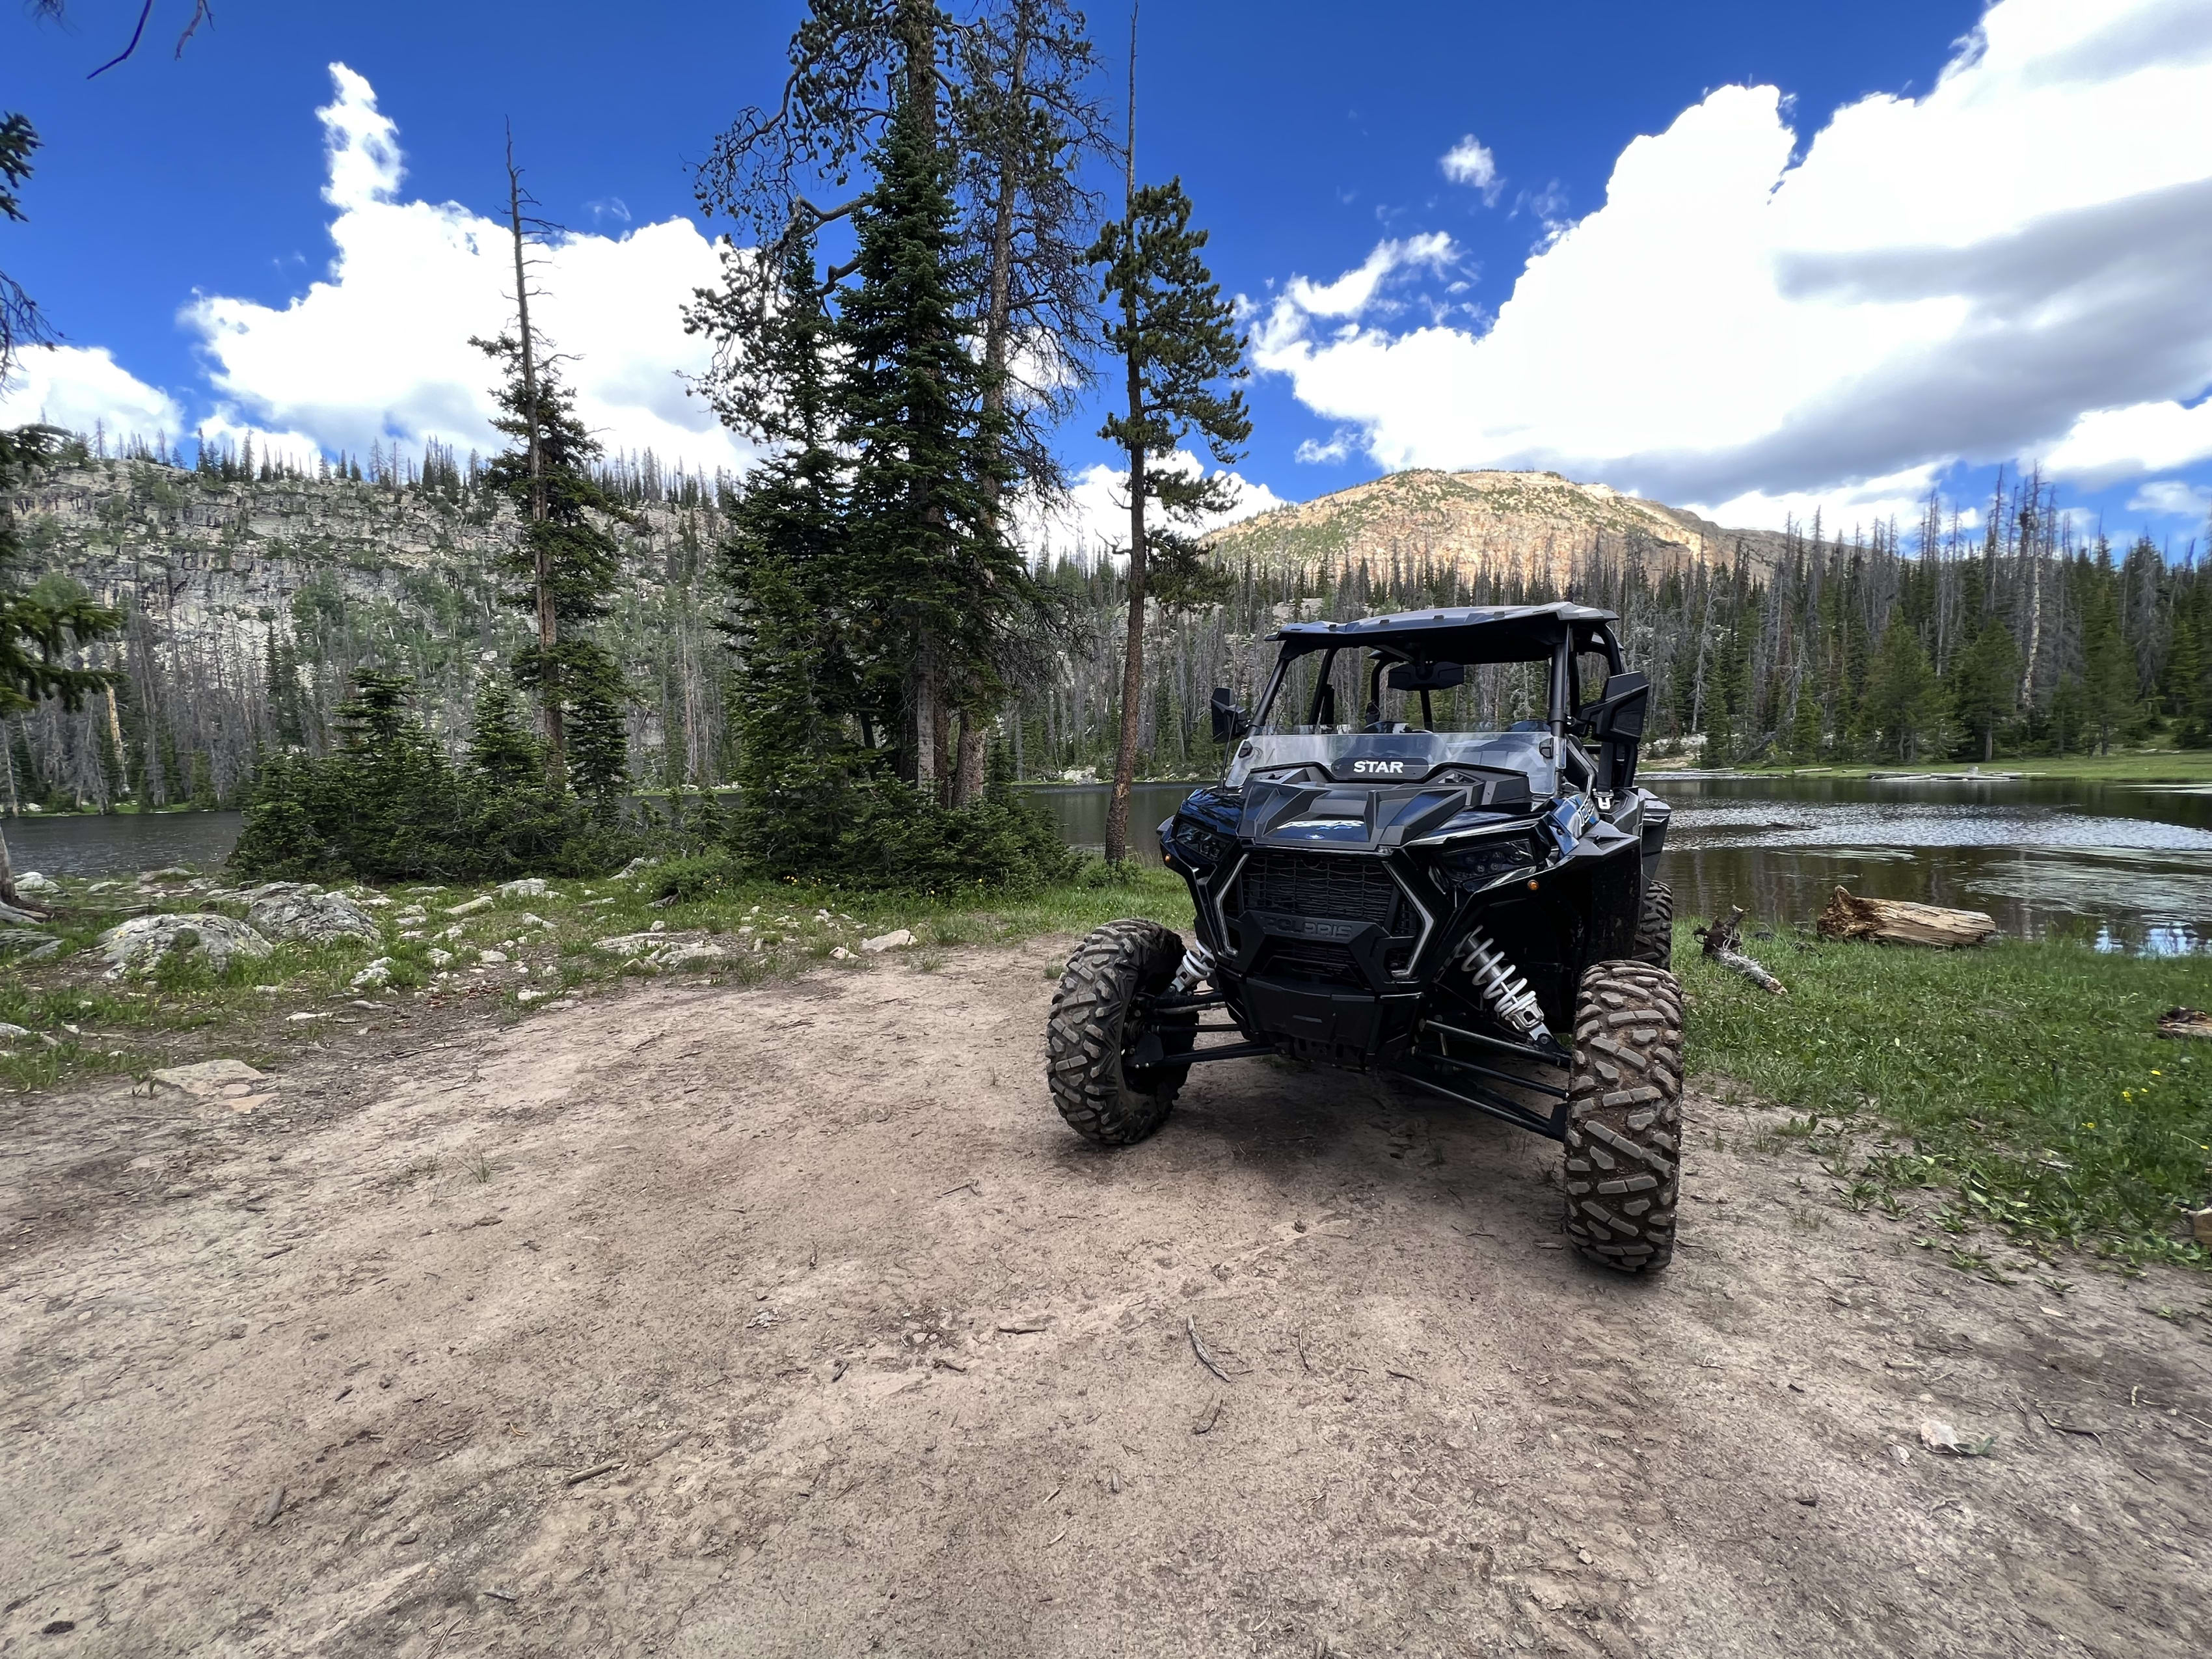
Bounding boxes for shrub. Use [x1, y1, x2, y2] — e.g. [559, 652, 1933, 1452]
[729, 770, 1077, 897]
[232, 673, 647, 883]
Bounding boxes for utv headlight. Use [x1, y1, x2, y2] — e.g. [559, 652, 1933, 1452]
[1437, 835, 1536, 891]
[1170, 818, 1233, 869]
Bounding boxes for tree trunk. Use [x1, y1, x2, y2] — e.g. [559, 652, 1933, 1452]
[0, 822, 46, 920]
[911, 639, 941, 800]
[1103, 13, 1143, 867]
[954, 713, 988, 805]
[1816, 887, 1996, 948]
[507, 135, 562, 788]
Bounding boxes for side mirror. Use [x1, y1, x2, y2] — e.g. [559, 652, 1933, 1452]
[1579, 672, 1650, 790]
[1580, 671, 1649, 738]
[1209, 686, 1250, 743]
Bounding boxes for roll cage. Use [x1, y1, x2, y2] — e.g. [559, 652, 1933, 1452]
[1248, 602, 1627, 742]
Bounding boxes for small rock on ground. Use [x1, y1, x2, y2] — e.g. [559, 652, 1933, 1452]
[150, 1059, 266, 1096]
[861, 929, 915, 954]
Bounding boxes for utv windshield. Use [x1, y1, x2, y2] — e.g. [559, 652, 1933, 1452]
[1255, 642, 1608, 736]
[1224, 627, 1621, 798]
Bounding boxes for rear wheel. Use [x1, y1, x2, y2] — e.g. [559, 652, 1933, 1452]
[1561, 960, 1682, 1273]
[1632, 878, 1673, 969]
[1046, 919, 1190, 1146]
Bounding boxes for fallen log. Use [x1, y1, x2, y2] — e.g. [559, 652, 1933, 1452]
[1693, 906, 1787, 995]
[1816, 887, 1996, 949]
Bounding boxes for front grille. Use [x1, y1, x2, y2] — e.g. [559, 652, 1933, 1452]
[1259, 939, 1366, 987]
[1239, 851, 1405, 930]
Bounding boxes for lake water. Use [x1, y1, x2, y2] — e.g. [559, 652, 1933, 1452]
[8, 773, 2210, 953]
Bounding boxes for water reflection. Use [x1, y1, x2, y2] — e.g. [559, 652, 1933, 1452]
[5, 810, 244, 879]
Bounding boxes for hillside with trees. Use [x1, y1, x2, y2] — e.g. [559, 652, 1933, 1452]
[3, 442, 2205, 816]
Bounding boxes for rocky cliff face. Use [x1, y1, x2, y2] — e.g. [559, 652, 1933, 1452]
[18, 458, 714, 668]
[1207, 468, 1787, 583]
[9, 455, 729, 807]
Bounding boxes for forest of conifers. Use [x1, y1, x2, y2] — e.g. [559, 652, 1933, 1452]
[6, 429, 2207, 813]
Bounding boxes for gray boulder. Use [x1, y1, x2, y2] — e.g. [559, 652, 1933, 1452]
[247, 889, 380, 944]
[100, 913, 273, 978]
[0, 928, 59, 961]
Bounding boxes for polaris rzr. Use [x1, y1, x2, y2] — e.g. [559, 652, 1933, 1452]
[1045, 602, 1683, 1272]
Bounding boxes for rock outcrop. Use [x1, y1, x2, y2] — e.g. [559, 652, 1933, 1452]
[245, 887, 381, 944]
[100, 914, 273, 977]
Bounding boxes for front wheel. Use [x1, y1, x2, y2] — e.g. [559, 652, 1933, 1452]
[1046, 919, 1190, 1146]
[1561, 960, 1683, 1273]
[1632, 878, 1673, 969]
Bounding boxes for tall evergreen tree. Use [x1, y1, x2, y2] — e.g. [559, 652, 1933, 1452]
[836, 87, 1022, 796]
[720, 237, 871, 843]
[1090, 155, 1249, 862]
[1863, 617, 1945, 762]
[472, 141, 632, 800]
[1949, 618, 2020, 762]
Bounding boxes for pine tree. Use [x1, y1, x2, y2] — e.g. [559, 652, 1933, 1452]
[1090, 165, 1249, 863]
[1863, 617, 1945, 762]
[718, 237, 872, 854]
[472, 141, 631, 798]
[836, 87, 1021, 797]
[2077, 571, 2134, 755]
[467, 675, 545, 792]
[466, 136, 632, 800]
[1948, 618, 2019, 762]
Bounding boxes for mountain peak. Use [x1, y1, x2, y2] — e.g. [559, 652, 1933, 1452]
[1207, 467, 1787, 580]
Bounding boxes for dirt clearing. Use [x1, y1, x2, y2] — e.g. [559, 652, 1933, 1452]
[4, 939, 2207, 1656]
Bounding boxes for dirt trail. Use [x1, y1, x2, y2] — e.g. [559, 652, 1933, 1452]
[4, 939, 2207, 1657]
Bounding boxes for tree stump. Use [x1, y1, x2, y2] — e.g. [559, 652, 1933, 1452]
[1816, 887, 1996, 949]
[2156, 1007, 2212, 1041]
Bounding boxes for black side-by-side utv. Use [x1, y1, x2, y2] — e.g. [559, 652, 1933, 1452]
[1045, 602, 1684, 1272]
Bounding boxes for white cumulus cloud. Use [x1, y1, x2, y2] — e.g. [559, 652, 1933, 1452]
[0, 345, 187, 443]
[1439, 135, 1502, 204]
[1020, 452, 1288, 565]
[1254, 0, 2212, 527]
[2126, 478, 2212, 517]
[180, 64, 754, 474]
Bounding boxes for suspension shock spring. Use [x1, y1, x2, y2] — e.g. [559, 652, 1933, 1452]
[1451, 926, 1551, 1041]
[1169, 941, 1217, 997]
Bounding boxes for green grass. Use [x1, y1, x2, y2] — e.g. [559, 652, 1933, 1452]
[0, 862, 1196, 1094]
[1677, 923, 2212, 1268]
[1735, 749, 2212, 784]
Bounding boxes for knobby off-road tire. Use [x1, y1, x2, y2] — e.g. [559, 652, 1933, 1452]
[1562, 960, 1683, 1273]
[1632, 878, 1673, 969]
[1047, 919, 1191, 1146]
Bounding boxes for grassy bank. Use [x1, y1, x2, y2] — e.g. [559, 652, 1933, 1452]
[0, 864, 1196, 1095]
[1677, 924, 2211, 1270]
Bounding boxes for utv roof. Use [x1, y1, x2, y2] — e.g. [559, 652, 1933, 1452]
[1270, 602, 1619, 656]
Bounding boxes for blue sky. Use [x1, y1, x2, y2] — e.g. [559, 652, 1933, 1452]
[6, 0, 2211, 558]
